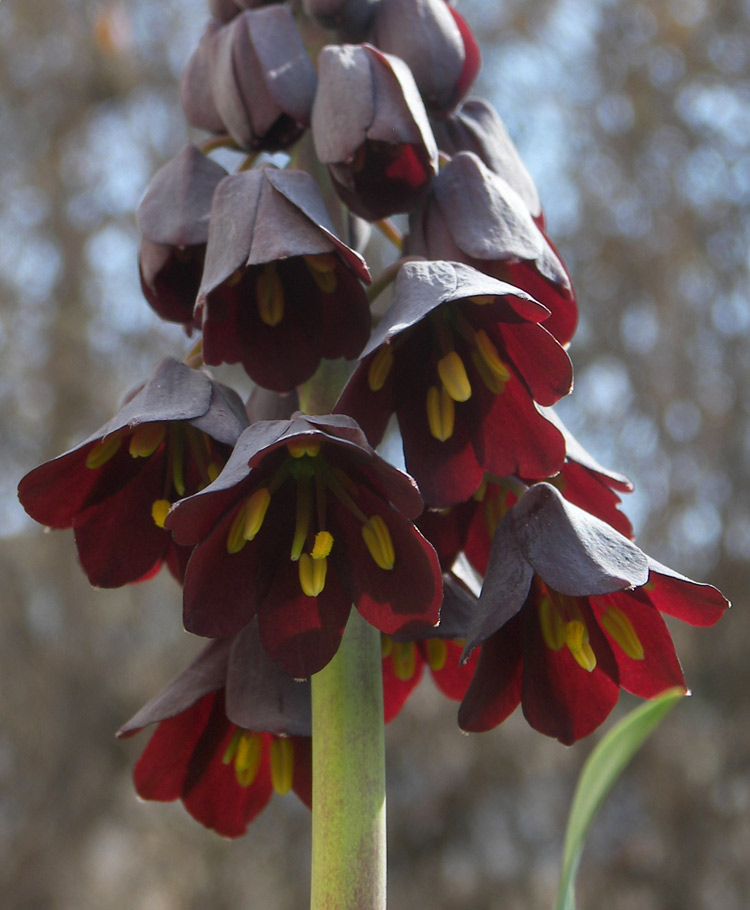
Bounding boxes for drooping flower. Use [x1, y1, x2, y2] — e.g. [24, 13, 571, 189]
[311, 42, 439, 221]
[336, 260, 571, 507]
[118, 623, 312, 838]
[196, 166, 371, 391]
[17, 358, 248, 587]
[137, 145, 227, 329]
[408, 151, 577, 344]
[165, 413, 443, 678]
[458, 483, 729, 744]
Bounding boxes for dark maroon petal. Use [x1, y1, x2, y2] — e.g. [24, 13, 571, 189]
[642, 560, 730, 626]
[138, 239, 204, 327]
[429, 640, 477, 701]
[493, 321, 573, 406]
[520, 599, 620, 744]
[333, 353, 395, 449]
[257, 562, 352, 678]
[458, 616, 523, 732]
[591, 594, 686, 698]
[501, 256, 577, 345]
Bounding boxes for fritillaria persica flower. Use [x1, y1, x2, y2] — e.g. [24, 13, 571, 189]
[408, 151, 578, 344]
[118, 624, 312, 838]
[17, 358, 248, 587]
[336, 260, 571, 506]
[165, 413, 443, 678]
[312, 43, 439, 221]
[196, 166, 371, 391]
[137, 145, 227, 329]
[458, 484, 729, 743]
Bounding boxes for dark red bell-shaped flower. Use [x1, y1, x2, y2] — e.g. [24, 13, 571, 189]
[458, 483, 729, 744]
[165, 413, 443, 678]
[372, 0, 480, 115]
[118, 623, 312, 838]
[336, 260, 571, 507]
[137, 145, 227, 329]
[17, 358, 248, 587]
[196, 166, 371, 391]
[312, 43, 439, 221]
[408, 151, 578, 344]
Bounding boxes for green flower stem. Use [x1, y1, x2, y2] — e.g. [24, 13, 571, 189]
[310, 609, 387, 910]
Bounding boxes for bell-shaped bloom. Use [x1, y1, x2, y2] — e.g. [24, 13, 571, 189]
[196, 166, 371, 391]
[373, 0, 480, 115]
[458, 484, 729, 744]
[17, 358, 248, 587]
[137, 145, 227, 329]
[312, 43, 439, 221]
[118, 623, 312, 838]
[408, 151, 577, 344]
[336, 260, 571, 507]
[182, 7, 317, 152]
[433, 98, 543, 224]
[165, 413, 443, 678]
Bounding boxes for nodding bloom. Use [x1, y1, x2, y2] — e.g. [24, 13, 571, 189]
[118, 624, 312, 838]
[165, 413, 443, 679]
[458, 483, 729, 744]
[408, 151, 577, 344]
[196, 166, 371, 391]
[17, 358, 248, 587]
[336, 260, 571, 507]
[311, 42, 439, 221]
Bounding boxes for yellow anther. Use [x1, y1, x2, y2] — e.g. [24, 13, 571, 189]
[299, 552, 327, 596]
[291, 478, 312, 561]
[392, 641, 417, 681]
[474, 329, 511, 382]
[256, 263, 285, 326]
[85, 434, 122, 469]
[234, 731, 264, 788]
[243, 488, 271, 541]
[226, 267, 244, 287]
[472, 477, 488, 501]
[601, 606, 645, 660]
[129, 422, 166, 458]
[270, 738, 294, 795]
[362, 515, 395, 570]
[469, 294, 495, 305]
[471, 351, 506, 395]
[437, 351, 472, 402]
[227, 501, 251, 554]
[222, 728, 243, 765]
[565, 620, 597, 672]
[151, 499, 171, 529]
[426, 385, 455, 442]
[207, 461, 220, 483]
[287, 438, 321, 459]
[539, 595, 565, 651]
[367, 345, 394, 392]
[483, 491, 505, 540]
[380, 634, 393, 659]
[426, 638, 448, 672]
[304, 253, 338, 293]
[311, 530, 334, 560]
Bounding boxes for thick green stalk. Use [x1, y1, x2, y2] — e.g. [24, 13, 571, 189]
[310, 609, 387, 910]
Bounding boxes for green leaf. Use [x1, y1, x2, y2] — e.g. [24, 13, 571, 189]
[556, 688, 687, 910]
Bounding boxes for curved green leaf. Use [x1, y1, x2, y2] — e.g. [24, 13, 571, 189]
[557, 688, 687, 910]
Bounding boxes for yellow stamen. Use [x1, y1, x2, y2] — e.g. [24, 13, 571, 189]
[426, 385, 455, 441]
[381, 634, 393, 659]
[85, 434, 122, 469]
[299, 552, 327, 596]
[226, 267, 244, 287]
[471, 350, 506, 395]
[170, 425, 186, 496]
[601, 606, 644, 660]
[426, 638, 448, 672]
[304, 253, 338, 293]
[151, 499, 171, 529]
[234, 731, 264, 788]
[474, 329, 511, 382]
[270, 738, 294, 795]
[243, 488, 271, 541]
[367, 345, 394, 392]
[539, 595, 565, 651]
[437, 351, 472, 402]
[311, 530, 334, 560]
[472, 477, 488, 501]
[287, 438, 321, 459]
[207, 461, 220, 483]
[256, 263, 285, 326]
[222, 728, 243, 765]
[392, 641, 417, 681]
[565, 620, 597, 672]
[227, 501, 251, 554]
[129, 422, 166, 458]
[291, 478, 312, 561]
[362, 515, 395, 570]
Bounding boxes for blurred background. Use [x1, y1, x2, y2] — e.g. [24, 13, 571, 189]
[1, 0, 748, 907]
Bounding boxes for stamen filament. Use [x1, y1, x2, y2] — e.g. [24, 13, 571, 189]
[169, 423, 186, 496]
[291, 477, 312, 561]
[270, 738, 294, 795]
[362, 515, 395, 570]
